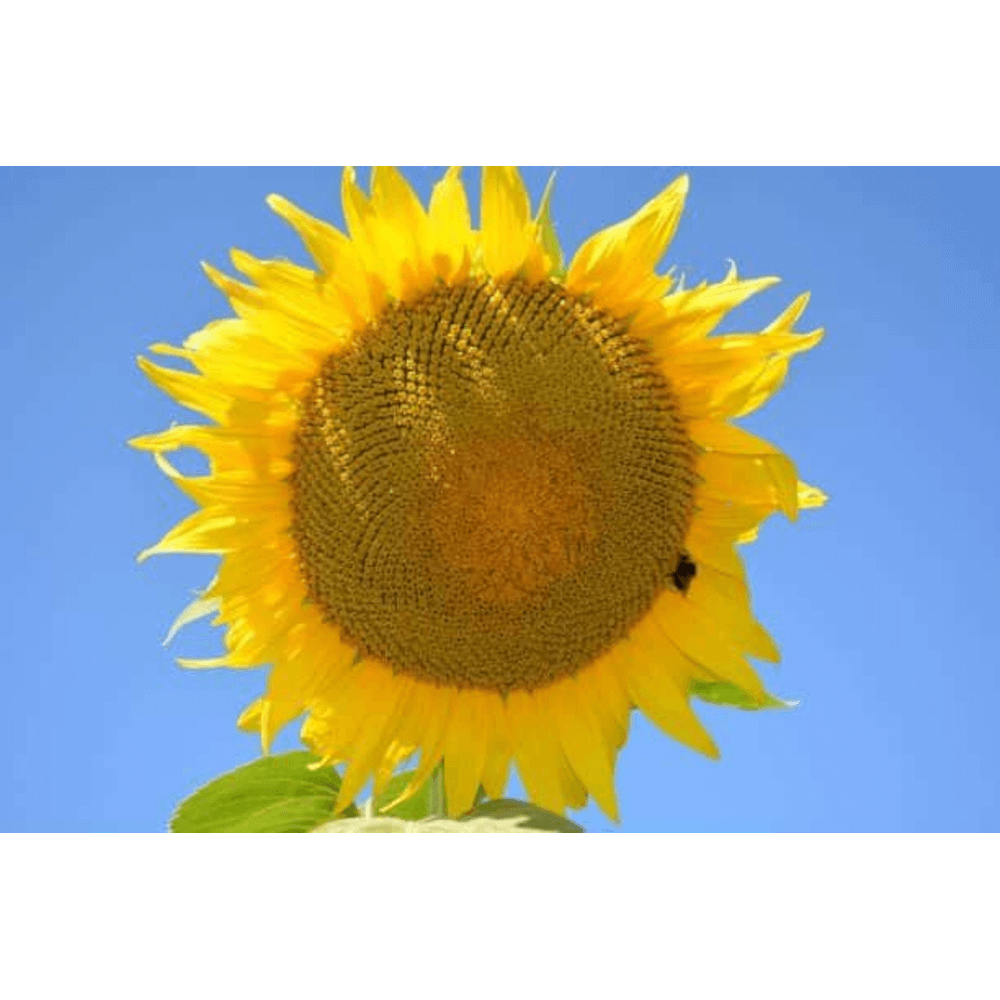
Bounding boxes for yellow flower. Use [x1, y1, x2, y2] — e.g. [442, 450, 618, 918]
[133, 167, 824, 821]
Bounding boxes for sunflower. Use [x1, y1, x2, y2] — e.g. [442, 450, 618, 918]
[133, 166, 824, 822]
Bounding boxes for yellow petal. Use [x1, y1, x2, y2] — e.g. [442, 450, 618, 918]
[137, 509, 243, 562]
[428, 166, 474, 279]
[151, 451, 288, 515]
[480, 693, 512, 800]
[236, 697, 264, 732]
[687, 419, 782, 456]
[627, 651, 719, 759]
[265, 193, 351, 275]
[578, 656, 631, 754]
[256, 696, 308, 752]
[443, 691, 489, 817]
[228, 250, 341, 347]
[676, 326, 824, 420]
[429, 166, 470, 231]
[698, 451, 800, 520]
[268, 192, 376, 324]
[372, 166, 438, 294]
[686, 521, 748, 580]
[163, 592, 220, 645]
[136, 356, 232, 422]
[649, 266, 780, 344]
[340, 166, 376, 247]
[652, 590, 766, 702]
[480, 166, 534, 277]
[687, 563, 780, 663]
[373, 740, 418, 798]
[336, 671, 414, 812]
[370, 166, 429, 243]
[507, 689, 567, 815]
[263, 630, 356, 745]
[398, 684, 457, 804]
[550, 677, 620, 822]
[535, 170, 564, 275]
[566, 174, 688, 307]
[798, 481, 828, 509]
[167, 319, 317, 396]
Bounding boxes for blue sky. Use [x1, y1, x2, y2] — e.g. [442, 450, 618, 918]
[1, 167, 996, 832]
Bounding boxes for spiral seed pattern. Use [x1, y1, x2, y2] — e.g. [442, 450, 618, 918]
[290, 277, 698, 691]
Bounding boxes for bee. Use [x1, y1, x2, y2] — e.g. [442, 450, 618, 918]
[671, 552, 697, 595]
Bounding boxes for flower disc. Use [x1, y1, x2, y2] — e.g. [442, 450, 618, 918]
[292, 276, 698, 692]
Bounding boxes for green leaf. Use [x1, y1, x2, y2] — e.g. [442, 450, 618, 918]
[313, 798, 584, 833]
[691, 680, 796, 711]
[171, 751, 357, 833]
[459, 798, 584, 832]
[374, 769, 435, 821]
[536, 171, 565, 278]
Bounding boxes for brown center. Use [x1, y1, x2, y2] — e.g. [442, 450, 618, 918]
[290, 277, 698, 692]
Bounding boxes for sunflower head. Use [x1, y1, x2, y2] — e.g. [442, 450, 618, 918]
[133, 167, 824, 822]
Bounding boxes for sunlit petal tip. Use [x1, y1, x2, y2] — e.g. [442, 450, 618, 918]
[768, 291, 816, 334]
[199, 259, 222, 282]
[150, 450, 180, 481]
[236, 698, 264, 733]
[146, 343, 187, 361]
[228, 247, 255, 273]
[341, 165, 365, 202]
[371, 164, 415, 196]
[259, 700, 275, 755]
[135, 545, 156, 565]
[756, 630, 782, 665]
[200, 261, 250, 302]
[646, 172, 689, 230]
[797, 482, 829, 509]
[641, 173, 689, 229]
[175, 655, 233, 669]
[368, 166, 389, 201]
[536, 169, 557, 213]
[128, 417, 177, 452]
[163, 594, 220, 646]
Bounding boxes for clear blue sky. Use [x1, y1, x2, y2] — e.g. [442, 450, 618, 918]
[2, 167, 996, 832]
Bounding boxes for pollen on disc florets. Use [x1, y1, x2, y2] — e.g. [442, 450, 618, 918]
[290, 276, 699, 692]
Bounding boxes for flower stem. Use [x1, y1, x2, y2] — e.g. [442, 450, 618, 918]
[428, 762, 446, 818]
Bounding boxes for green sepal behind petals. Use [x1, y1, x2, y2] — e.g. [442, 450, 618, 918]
[690, 680, 796, 711]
